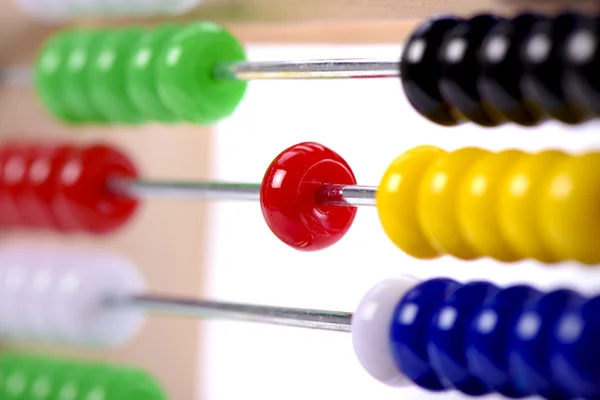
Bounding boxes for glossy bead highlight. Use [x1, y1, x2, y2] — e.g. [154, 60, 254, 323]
[34, 22, 247, 125]
[351, 277, 420, 387]
[0, 142, 139, 234]
[376, 146, 600, 264]
[260, 142, 357, 251]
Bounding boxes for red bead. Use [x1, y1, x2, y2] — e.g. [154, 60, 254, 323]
[260, 142, 357, 251]
[8, 145, 57, 229]
[0, 144, 28, 228]
[54, 144, 139, 234]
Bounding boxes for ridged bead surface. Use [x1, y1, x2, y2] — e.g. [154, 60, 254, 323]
[0, 353, 166, 400]
[12, 0, 201, 22]
[379, 278, 596, 399]
[0, 246, 146, 347]
[35, 22, 247, 125]
[0, 142, 138, 234]
[377, 145, 600, 264]
[401, 12, 600, 127]
[260, 142, 357, 252]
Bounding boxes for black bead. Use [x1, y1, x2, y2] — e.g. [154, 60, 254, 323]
[520, 12, 590, 124]
[562, 15, 600, 117]
[438, 14, 505, 127]
[478, 13, 547, 126]
[400, 16, 462, 126]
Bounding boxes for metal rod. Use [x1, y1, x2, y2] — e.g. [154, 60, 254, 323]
[213, 59, 400, 80]
[0, 58, 399, 86]
[111, 179, 378, 207]
[111, 294, 352, 332]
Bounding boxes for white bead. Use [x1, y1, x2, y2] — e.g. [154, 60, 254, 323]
[351, 276, 420, 387]
[0, 246, 146, 347]
[50, 252, 146, 346]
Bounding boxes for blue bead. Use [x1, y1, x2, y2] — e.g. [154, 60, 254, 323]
[390, 277, 460, 391]
[509, 289, 581, 400]
[427, 281, 499, 396]
[551, 294, 600, 399]
[466, 285, 540, 398]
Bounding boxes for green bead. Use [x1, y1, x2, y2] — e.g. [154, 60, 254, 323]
[60, 31, 110, 124]
[156, 21, 247, 125]
[87, 28, 147, 124]
[126, 24, 182, 123]
[35, 31, 78, 123]
[0, 355, 166, 400]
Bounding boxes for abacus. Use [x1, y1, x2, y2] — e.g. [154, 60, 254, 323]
[3, 1, 600, 400]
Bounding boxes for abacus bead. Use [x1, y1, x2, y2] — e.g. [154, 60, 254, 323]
[418, 147, 489, 260]
[127, 24, 181, 123]
[156, 22, 247, 124]
[498, 150, 567, 263]
[390, 278, 460, 391]
[521, 12, 589, 124]
[466, 285, 540, 398]
[0, 145, 27, 228]
[400, 16, 462, 126]
[87, 28, 146, 124]
[552, 295, 600, 398]
[260, 142, 357, 251]
[428, 281, 499, 396]
[458, 151, 524, 262]
[60, 31, 109, 123]
[377, 146, 445, 259]
[478, 13, 547, 126]
[509, 289, 582, 399]
[56, 145, 139, 234]
[563, 16, 600, 117]
[351, 277, 420, 387]
[540, 152, 600, 264]
[438, 14, 505, 127]
[35, 32, 76, 122]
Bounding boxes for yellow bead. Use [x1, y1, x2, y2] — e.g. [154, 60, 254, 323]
[540, 152, 600, 264]
[377, 146, 445, 259]
[458, 150, 525, 262]
[498, 150, 567, 263]
[418, 147, 489, 260]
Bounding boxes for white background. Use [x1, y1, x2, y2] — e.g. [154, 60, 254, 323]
[201, 44, 600, 400]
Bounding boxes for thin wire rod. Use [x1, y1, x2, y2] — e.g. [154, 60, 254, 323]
[110, 294, 352, 332]
[0, 58, 400, 86]
[111, 179, 378, 207]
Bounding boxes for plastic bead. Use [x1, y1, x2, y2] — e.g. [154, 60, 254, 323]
[466, 285, 540, 398]
[34, 22, 247, 125]
[427, 281, 498, 395]
[88, 28, 147, 124]
[478, 13, 547, 126]
[382, 278, 600, 399]
[400, 16, 462, 126]
[376, 146, 445, 259]
[377, 146, 600, 265]
[260, 142, 357, 251]
[0, 246, 146, 347]
[351, 276, 420, 387]
[390, 278, 460, 390]
[156, 22, 248, 125]
[126, 24, 181, 123]
[438, 14, 505, 127]
[552, 294, 600, 398]
[521, 12, 589, 124]
[0, 354, 166, 400]
[12, 0, 202, 22]
[0, 142, 138, 235]
[509, 289, 583, 399]
[563, 16, 600, 118]
[401, 11, 600, 127]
